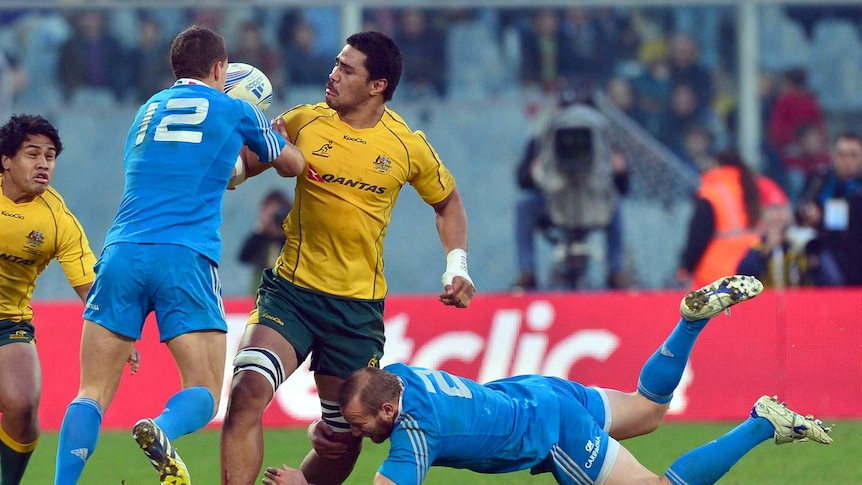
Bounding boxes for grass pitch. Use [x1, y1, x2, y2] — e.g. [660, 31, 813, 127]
[27, 421, 859, 484]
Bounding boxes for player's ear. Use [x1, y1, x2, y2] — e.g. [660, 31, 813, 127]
[369, 78, 387, 98]
[213, 59, 226, 82]
[381, 401, 397, 420]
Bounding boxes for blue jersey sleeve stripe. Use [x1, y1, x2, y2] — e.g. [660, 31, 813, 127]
[252, 106, 281, 162]
[400, 416, 430, 484]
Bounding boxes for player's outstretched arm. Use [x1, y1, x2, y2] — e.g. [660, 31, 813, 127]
[433, 189, 475, 308]
[236, 117, 305, 182]
[269, 117, 305, 177]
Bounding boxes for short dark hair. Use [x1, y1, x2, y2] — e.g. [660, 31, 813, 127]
[339, 367, 402, 415]
[170, 25, 227, 80]
[0, 114, 63, 169]
[346, 31, 402, 102]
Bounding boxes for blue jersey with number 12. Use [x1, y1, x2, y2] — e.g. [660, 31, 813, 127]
[104, 79, 286, 264]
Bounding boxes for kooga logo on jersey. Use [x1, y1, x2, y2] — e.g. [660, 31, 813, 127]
[343, 134, 366, 144]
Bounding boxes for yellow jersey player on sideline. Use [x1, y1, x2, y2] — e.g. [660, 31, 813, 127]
[0, 114, 139, 485]
[221, 31, 475, 485]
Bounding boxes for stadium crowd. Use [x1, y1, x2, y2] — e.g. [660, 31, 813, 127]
[1, 4, 860, 292]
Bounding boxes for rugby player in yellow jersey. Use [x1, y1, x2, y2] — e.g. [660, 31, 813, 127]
[220, 31, 475, 485]
[0, 114, 139, 484]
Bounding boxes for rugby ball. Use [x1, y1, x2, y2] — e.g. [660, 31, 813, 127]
[225, 62, 274, 111]
[227, 154, 247, 189]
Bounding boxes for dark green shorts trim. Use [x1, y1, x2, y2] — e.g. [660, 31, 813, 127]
[0, 320, 36, 347]
[253, 269, 385, 378]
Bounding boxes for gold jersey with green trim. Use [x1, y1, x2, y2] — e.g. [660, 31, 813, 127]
[0, 175, 96, 322]
[275, 103, 456, 299]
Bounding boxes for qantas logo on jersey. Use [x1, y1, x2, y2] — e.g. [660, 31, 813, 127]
[306, 163, 387, 194]
[1, 210, 24, 219]
[312, 142, 333, 158]
[307, 164, 324, 182]
[0, 253, 36, 265]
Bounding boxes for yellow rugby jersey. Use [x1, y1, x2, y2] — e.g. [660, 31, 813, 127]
[275, 103, 456, 299]
[0, 175, 96, 322]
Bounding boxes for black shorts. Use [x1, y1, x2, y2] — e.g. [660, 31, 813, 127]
[249, 269, 385, 378]
[0, 320, 36, 347]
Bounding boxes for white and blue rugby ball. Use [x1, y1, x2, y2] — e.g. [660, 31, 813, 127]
[224, 62, 274, 112]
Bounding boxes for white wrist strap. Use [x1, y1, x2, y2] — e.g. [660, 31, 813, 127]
[442, 248, 473, 288]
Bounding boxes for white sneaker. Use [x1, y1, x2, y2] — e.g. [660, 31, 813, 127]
[751, 395, 833, 445]
[680, 275, 763, 321]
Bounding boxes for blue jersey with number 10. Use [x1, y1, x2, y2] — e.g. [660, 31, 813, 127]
[104, 79, 286, 264]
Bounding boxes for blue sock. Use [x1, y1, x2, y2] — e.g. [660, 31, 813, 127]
[637, 317, 708, 403]
[153, 386, 215, 440]
[54, 397, 103, 485]
[665, 416, 774, 485]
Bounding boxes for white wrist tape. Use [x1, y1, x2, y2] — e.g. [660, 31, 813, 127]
[441, 248, 474, 288]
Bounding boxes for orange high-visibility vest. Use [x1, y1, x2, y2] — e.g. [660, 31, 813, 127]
[693, 166, 761, 288]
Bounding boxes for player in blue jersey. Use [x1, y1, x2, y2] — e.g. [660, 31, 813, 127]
[262, 276, 832, 485]
[53, 25, 305, 485]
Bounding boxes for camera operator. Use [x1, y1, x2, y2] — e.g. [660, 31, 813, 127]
[512, 96, 628, 291]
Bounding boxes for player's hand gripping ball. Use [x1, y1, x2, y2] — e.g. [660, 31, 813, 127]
[225, 63, 273, 189]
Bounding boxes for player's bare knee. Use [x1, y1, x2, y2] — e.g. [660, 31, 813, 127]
[640, 403, 669, 433]
[1, 393, 38, 422]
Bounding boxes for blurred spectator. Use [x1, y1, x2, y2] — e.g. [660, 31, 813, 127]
[0, 49, 26, 122]
[767, 68, 826, 153]
[781, 123, 832, 204]
[231, 21, 282, 95]
[593, 7, 640, 72]
[766, 67, 828, 199]
[277, 9, 301, 47]
[185, 7, 224, 33]
[630, 41, 672, 137]
[127, 15, 173, 103]
[677, 150, 785, 289]
[302, 7, 342, 59]
[672, 6, 733, 72]
[656, 83, 724, 159]
[667, 33, 713, 116]
[605, 76, 638, 119]
[519, 8, 572, 93]
[392, 9, 447, 99]
[679, 124, 716, 175]
[560, 7, 609, 91]
[796, 132, 862, 285]
[58, 9, 127, 103]
[737, 200, 821, 288]
[238, 189, 292, 294]
[282, 20, 333, 87]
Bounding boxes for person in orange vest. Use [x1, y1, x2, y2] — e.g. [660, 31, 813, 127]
[677, 150, 788, 289]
